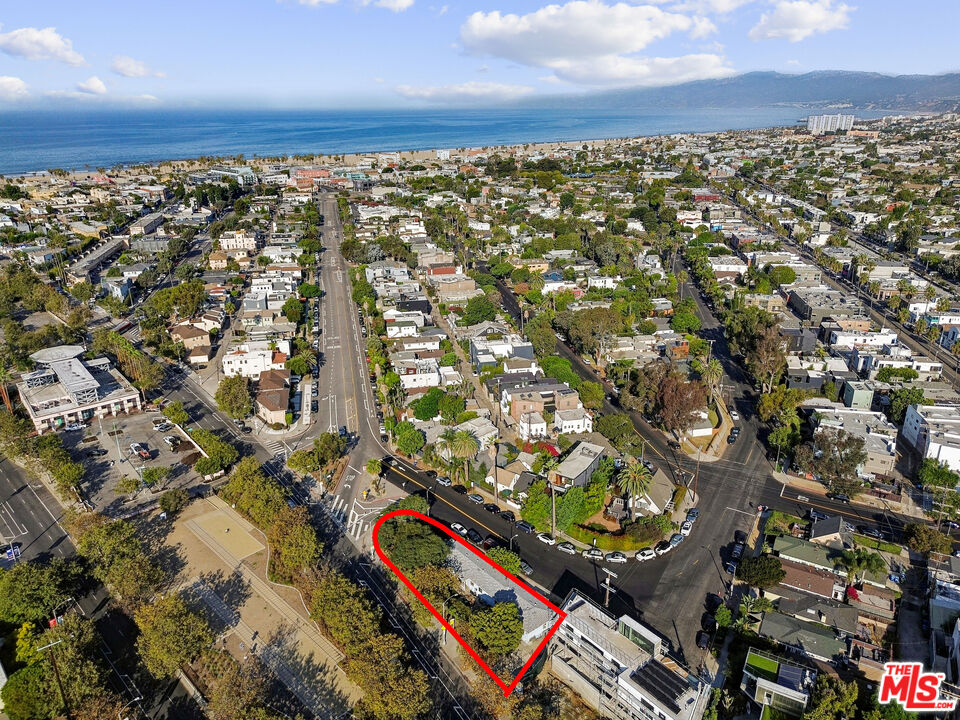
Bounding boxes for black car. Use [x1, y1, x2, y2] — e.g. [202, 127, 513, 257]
[452, 485, 468, 495]
[466, 528, 483, 545]
[311, 401, 318, 413]
[499, 510, 516, 522]
[483, 503, 500, 514]
[668, 440, 682, 450]
[857, 526, 884, 540]
[516, 520, 535, 534]
[696, 631, 711, 650]
[726, 433, 738, 444]
[482, 536, 498, 550]
[85, 448, 108, 457]
[424, 470, 437, 479]
[829, 493, 851, 504]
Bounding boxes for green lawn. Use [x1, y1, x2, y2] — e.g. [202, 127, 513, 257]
[852, 534, 903, 554]
[745, 650, 780, 682]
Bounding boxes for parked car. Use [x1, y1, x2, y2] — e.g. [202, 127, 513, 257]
[537, 533, 556, 545]
[809, 510, 830, 521]
[829, 493, 851, 504]
[604, 551, 628, 564]
[519, 560, 534, 576]
[557, 542, 576, 555]
[686, 508, 700, 523]
[516, 521, 535, 534]
[729, 410, 740, 420]
[85, 448, 108, 458]
[725, 560, 738, 574]
[654, 541, 672, 556]
[731, 542, 745, 560]
[667, 440, 682, 450]
[129, 443, 150, 459]
[680, 521, 692, 537]
[466, 529, 483, 545]
[636, 547, 656, 562]
[696, 631, 711, 649]
[582, 548, 603, 560]
[641, 459, 655, 471]
[499, 510, 515, 522]
[669, 533, 684, 548]
[450, 523, 467, 537]
[452, 485, 468, 495]
[163, 436, 180, 449]
[482, 536, 498, 551]
[857, 526, 884, 540]
[437, 476, 452, 487]
[467, 493, 484, 504]
[241, 426, 252, 434]
[64, 423, 85, 432]
[726, 433, 738, 444]
[483, 503, 500, 514]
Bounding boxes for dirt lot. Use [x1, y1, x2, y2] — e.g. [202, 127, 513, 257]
[62, 410, 205, 516]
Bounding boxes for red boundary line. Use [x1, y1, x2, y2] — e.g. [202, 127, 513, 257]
[371, 509, 567, 696]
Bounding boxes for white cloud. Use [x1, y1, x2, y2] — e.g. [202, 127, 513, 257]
[458, 1, 734, 87]
[549, 53, 734, 86]
[111, 55, 165, 78]
[371, 0, 414, 10]
[669, 0, 755, 13]
[690, 16, 718, 38]
[0, 76, 29, 102]
[291, 0, 339, 5]
[0, 25, 85, 66]
[396, 81, 535, 103]
[786, 58, 800, 65]
[77, 76, 107, 95]
[749, 0, 853, 42]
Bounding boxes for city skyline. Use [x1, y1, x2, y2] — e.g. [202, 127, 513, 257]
[0, 0, 957, 109]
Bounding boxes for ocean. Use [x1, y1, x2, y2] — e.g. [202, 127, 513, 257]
[0, 106, 853, 176]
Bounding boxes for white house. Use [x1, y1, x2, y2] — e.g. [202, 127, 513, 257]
[554, 408, 593, 435]
[517, 411, 548, 441]
[902, 404, 960, 473]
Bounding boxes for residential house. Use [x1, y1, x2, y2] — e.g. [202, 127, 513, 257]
[548, 441, 604, 489]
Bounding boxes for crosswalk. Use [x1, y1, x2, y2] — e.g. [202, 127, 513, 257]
[262, 439, 285, 456]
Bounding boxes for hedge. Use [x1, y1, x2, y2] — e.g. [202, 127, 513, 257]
[565, 524, 657, 551]
[852, 534, 903, 555]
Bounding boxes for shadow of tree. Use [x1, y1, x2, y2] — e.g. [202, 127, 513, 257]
[260, 622, 353, 719]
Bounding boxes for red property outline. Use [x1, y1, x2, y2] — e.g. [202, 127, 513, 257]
[371, 509, 567, 696]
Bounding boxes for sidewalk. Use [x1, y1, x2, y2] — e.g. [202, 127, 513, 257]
[771, 471, 926, 520]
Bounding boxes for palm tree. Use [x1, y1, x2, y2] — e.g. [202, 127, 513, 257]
[450, 430, 480, 488]
[701, 358, 723, 404]
[618, 459, 653, 519]
[839, 549, 886, 583]
[436, 428, 459, 479]
[0, 354, 13, 414]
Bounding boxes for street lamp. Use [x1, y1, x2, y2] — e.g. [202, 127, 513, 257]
[440, 593, 459, 644]
[117, 696, 142, 720]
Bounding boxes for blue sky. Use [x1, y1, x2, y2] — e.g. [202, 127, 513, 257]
[0, 0, 957, 108]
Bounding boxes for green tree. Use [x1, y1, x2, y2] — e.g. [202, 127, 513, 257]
[579, 381, 605, 410]
[813, 429, 867, 496]
[395, 422, 425, 457]
[461, 295, 497, 325]
[412, 387, 443, 420]
[472, 601, 523, 658]
[736, 555, 785, 589]
[904, 523, 952, 555]
[161, 400, 189, 425]
[281, 297, 304, 324]
[838, 548, 886, 583]
[267, 505, 321, 579]
[311, 571, 381, 655]
[366, 458, 382, 476]
[486, 547, 522, 575]
[803, 675, 858, 720]
[141, 465, 171, 486]
[349, 633, 432, 720]
[889, 386, 926, 424]
[378, 517, 450, 572]
[714, 605, 733, 628]
[618, 460, 653, 515]
[215, 375, 253, 419]
[0, 559, 83, 625]
[135, 593, 213, 678]
[158, 488, 189, 515]
[1, 664, 50, 720]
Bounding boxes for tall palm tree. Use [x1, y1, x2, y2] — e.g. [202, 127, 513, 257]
[618, 460, 653, 519]
[451, 430, 480, 488]
[701, 358, 723, 404]
[0, 354, 13, 414]
[839, 549, 886, 583]
[436, 428, 459, 479]
[529, 273, 545, 292]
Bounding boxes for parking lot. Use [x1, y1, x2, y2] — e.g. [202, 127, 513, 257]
[62, 409, 205, 516]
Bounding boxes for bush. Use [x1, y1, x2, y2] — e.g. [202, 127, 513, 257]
[565, 523, 660, 551]
[159, 488, 190, 515]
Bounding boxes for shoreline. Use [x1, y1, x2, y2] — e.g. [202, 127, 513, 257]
[0, 106, 913, 179]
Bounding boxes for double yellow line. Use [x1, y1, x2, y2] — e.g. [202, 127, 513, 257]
[385, 462, 505, 541]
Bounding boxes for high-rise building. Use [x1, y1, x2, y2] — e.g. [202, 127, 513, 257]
[807, 114, 856, 134]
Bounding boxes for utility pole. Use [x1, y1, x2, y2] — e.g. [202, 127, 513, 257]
[38, 638, 70, 720]
[601, 567, 618, 608]
[550, 485, 556, 537]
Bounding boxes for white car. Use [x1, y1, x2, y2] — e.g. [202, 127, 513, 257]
[729, 410, 740, 420]
[450, 523, 467, 537]
[636, 548, 656, 562]
[680, 521, 693, 537]
[537, 533, 556, 546]
[604, 552, 628, 564]
[64, 423, 85, 431]
[557, 542, 576, 555]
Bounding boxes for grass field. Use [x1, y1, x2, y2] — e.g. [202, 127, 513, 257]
[745, 650, 780, 682]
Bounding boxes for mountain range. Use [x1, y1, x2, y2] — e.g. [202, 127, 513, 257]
[524, 71, 960, 112]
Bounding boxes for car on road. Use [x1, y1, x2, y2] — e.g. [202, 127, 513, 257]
[668, 440, 682, 450]
[636, 548, 656, 562]
[829, 493, 851, 503]
[686, 508, 700, 523]
[604, 551, 628, 564]
[670, 533, 685, 548]
[654, 540, 672, 556]
[809, 510, 830, 521]
[537, 533, 556, 545]
[64, 423, 85, 431]
[129, 442, 150, 459]
[499, 510, 515, 522]
[468, 493, 484, 504]
[947, 521, 960, 530]
[680, 521, 692, 537]
[338, 425, 348, 438]
[696, 631, 711, 650]
[582, 548, 603, 560]
[641, 459, 655, 471]
[437, 476, 452, 487]
[241, 426, 252, 434]
[727, 433, 738, 444]
[452, 485, 468, 495]
[557, 542, 576, 555]
[516, 521, 535, 534]
[423, 470, 437, 479]
[450, 523, 467, 537]
[466, 529, 483, 545]
[725, 560, 738, 574]
[519, 560, 534, 576]
[729, 410, 740, 420]
[483, 503, 500, 514]
[857, 526, 884, 540]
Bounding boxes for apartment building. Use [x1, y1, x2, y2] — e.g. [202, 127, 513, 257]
[902, 404, 960, 473]
[550, 590, 708, 720]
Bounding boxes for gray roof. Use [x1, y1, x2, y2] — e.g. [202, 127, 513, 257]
[759, 612, 846, 660]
